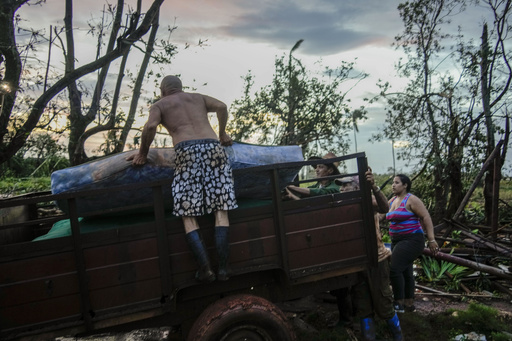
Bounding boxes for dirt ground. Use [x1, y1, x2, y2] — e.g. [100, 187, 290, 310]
[282, 291, 512, 341]
[55, 290, 512, 341]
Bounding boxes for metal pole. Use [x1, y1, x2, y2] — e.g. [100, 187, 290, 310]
[392, 140, 396, 176]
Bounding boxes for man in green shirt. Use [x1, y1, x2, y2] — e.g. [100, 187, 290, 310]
[285, 152, 340, 199]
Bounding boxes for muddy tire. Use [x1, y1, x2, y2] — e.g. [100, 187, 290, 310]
[186, 294, 296, 341]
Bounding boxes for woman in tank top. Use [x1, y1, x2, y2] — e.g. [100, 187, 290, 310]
[386, 174, 439, 313]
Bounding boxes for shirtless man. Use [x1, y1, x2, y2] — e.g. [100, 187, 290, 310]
[128, 75, 238, 283]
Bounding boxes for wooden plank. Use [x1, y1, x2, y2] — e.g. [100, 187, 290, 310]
[284, 204, 362, 233]
[89, 278, 162, 310]
[228, 218, 276, 242]
[288, 238, 366, 269]
[0, 272, 79, 307]
[0, 251, 76, 282]
[0, 294, 81, 329]
[83, 238, 158, 268]
[69, 197, 93, 331]
[285, 222, 364, 250]
[86, 258, 160, 290]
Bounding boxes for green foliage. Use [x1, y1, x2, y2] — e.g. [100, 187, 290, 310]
[452, 302, 507, 335]
[426, 303, 511, 340]
[0, 177, 51, 196]
[491, 331, 512, 341]
[381, 229, 391, 243]
[0, 133, 69, 178]
[464, 202, 486, 225]
[228, 41, 367, 157]
[295, 301, 512, 341]
[419, 255, 470, 291]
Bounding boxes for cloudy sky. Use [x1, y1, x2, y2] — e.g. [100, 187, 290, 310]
[16, 0, 488, 174]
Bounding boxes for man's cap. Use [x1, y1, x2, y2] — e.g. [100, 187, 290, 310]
[335, 177, 354, 186]
[335, 176, 360, 186]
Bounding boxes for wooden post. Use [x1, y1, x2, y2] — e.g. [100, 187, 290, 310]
[491, 156, 500, 240]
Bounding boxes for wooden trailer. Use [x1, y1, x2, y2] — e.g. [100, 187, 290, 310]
[0, 152, 377, 340]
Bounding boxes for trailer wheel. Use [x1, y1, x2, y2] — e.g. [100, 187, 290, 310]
[186, 294, 296, 341]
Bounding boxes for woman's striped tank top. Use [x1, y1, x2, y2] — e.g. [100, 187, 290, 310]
[386, 193, 423, 237]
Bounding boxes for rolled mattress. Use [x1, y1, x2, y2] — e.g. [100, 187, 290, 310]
[51, 142, 303, 215]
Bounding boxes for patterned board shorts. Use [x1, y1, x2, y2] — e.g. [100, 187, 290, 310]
[172, 139, 238, 216]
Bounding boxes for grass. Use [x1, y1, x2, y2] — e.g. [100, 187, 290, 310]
[0, 177, 51, 197]
[417, 302, 512, 341]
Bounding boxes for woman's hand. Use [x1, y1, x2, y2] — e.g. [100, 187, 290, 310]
[428, 239, 440, 255]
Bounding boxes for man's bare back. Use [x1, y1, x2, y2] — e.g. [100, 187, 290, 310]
[155, 91, 226, 145]
[128, 75, 233, 166]
[128, 75, 237, 283]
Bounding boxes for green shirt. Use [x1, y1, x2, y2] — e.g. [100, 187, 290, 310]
[308, 180, 340, 196]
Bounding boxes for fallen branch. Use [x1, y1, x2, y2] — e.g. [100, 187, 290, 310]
[492, 281, 512, 298]
[446, 271, 471, 294]
[438, 247, 497, 256]
[415, 284, 502, 298]
[415, 283, 449, 294]
[457, 229, 512, 257]
[447, 220, 512, 257]
[437, 237, 481, 249]
[422, 249, 512, 281]
[453, 140, 504, 220]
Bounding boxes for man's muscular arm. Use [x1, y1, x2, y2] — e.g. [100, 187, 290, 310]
[366, 167, 389, 214]
[202, 94, 233, 146]
[127, 105, 162, 165]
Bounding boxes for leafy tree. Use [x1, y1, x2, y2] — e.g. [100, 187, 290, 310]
[372, 0, 511, 222]
[0, 132, 68, 177]
[228, 40, 368, 157]
[0, 0, 165, 166]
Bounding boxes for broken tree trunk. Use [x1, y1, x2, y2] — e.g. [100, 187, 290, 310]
[443, 219, 512, 258]
[457, 229, 512, 258]
[423, 249, 512, 281]
[453, 140, 504, 220]
[439, 247, 497, 255]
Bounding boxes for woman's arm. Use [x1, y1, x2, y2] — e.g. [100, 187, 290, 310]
[408, 195, 439, 255]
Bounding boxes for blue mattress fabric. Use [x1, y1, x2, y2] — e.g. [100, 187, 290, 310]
[39, 142, 303, 241]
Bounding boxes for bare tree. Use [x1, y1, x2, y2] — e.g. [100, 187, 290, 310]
[373, 0, 511, 222]
[0, 0, 165, 166]
[479, 1, 512, 224]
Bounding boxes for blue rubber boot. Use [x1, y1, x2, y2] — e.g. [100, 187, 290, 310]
[386, 313, 403, 341]
[215, 226, 230, 281]
[360, 317, 376, 341]
[185, 230, 215, 283]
